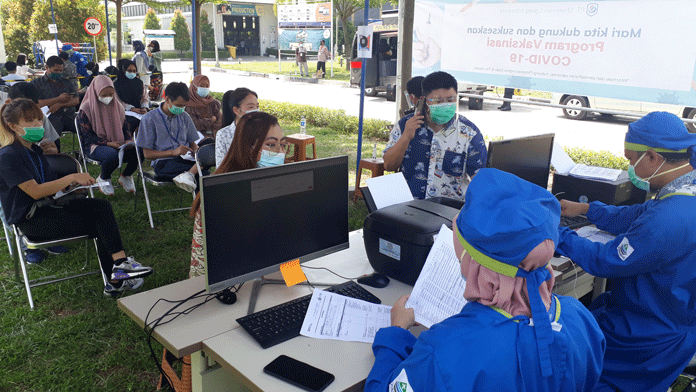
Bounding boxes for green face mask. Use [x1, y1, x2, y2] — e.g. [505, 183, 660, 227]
[169, 104, 185, 116]
[49, 72, 62, 80]
[20, 127, 45, 143]
[428, 102, 457, 125]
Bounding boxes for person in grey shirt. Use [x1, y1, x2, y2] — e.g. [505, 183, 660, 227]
[32, 56, 79, 139]
[136, 82, 209, 193]
[9, 82, 61, 154]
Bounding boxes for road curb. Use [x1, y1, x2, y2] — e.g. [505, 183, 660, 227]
[204, 66, 349, 87]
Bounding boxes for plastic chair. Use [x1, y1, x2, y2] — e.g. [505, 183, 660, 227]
[13, 153, 106, 309]
[134, 134, 194, 229]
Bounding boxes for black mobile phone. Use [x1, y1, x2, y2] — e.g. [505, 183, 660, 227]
[415, 96, 426, 117]
[263, 355, 335, 392]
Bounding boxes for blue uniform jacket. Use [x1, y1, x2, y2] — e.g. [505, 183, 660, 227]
[556, 172, 696, 392]
[366, 296, 605, 392]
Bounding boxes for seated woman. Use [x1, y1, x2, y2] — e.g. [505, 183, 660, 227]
[184, 74, 222, 137]
[190, 111, 287, 278]
[114, 59, 148, 132]
[214, 88, 258, 166]
[104, 65, 118, 81]
[83, 62, 100, 87]
[77, 75, 138, 196]
[0, 98, 153, 295]
[365, 168, 606, 392]
[15, 54, 37, 79]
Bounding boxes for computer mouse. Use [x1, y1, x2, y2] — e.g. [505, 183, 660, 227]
[357, 273, 390, 289]
[215, 288, 237, 305]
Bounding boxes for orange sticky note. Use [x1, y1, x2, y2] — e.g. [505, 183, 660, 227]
[279, 259, 307, 287]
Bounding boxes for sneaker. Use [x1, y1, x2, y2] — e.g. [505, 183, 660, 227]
[118, 175, 136, 194]
[104, 278, 144, 297]
[46, 245, 70, 255]
[173, 171, 196, 193]
[111, 256, 153, 280]
[96, 176, 115, 196]
[25, 249, 45, 264]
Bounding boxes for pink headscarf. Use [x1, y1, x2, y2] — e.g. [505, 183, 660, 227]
[79, 75, 126, 145]
[187, 74, 215, 109]
[454, 220, 555, 318]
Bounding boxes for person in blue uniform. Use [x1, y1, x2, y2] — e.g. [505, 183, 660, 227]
[556, 111, 696, 392]
[366, 168, 605, 392]
[62, 44, 88, 86]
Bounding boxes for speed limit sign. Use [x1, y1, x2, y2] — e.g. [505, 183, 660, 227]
[84, 17, 103, 36]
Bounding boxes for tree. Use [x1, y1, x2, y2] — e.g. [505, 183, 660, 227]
[108, 0, 167, 61]
[171, 9, 191, 55]
[143, 8, 161, 30]
[200, 10, 215, 52]
[0, 0, 36, 64]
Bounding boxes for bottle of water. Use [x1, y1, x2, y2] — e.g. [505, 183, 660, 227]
[300, 116, 306, 135]
[372, 143, 377, 160]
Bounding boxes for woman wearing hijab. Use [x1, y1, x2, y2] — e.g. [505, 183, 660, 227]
[147, 40, 163, 102]
[184, 74, 222, 137]
[131, 40, 150, 86]
[77, 75, 138, 196]
[113, 59, 148, 132]
[365, 168, 605, 392]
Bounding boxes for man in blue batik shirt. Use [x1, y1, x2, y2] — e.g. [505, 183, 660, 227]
[383, 71, 487, 200]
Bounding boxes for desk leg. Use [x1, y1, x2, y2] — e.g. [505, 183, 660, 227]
[192, 350, 253, 392]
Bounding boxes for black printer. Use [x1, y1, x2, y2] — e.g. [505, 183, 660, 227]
[363, 197, 463, 285]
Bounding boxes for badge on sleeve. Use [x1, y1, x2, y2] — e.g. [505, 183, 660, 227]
[617, 237, 634, 260]
[389, 369, 414, 392]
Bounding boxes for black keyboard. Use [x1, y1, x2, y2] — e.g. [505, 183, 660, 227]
[560, 215, 591, 229]
[236, 281, 381, 349]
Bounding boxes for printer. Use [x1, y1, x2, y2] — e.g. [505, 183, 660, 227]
[363, 197, 463, 286]
[552, 170, 648, 206]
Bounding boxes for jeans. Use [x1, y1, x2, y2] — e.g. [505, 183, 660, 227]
[87, 145, 138, 180]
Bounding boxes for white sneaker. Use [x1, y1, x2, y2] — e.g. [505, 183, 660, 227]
[103, 278, 144, 297]
[118, 175, 136, 193]
[96, 176, 114, 196]
[173, 171, 196, 193]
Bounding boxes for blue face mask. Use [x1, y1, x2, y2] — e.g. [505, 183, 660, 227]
[197, 87, 210, 97]
[257, 150, 286, 167]
[125, 72, 137, 80]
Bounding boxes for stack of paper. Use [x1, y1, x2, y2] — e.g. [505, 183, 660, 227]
[551, 142, 622, 182]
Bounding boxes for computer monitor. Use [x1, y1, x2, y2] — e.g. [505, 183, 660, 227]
[486, 133, 555, 189]
[201, 156, 350, 294]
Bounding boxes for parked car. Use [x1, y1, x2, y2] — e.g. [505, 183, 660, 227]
[552, 93, 696, 133]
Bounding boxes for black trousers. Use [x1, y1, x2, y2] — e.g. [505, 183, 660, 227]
[317, 61, 326, 76]
[18, 198, 125, 277]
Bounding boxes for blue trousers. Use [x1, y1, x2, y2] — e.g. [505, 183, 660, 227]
[87, 145, 138, 180]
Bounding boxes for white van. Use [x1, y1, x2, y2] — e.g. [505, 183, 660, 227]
[552, 93, 696, 133]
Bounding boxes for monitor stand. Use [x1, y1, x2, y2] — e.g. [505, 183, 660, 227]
[246, 276, 336, 315]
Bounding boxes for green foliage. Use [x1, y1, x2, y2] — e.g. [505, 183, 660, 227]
[200, 10, 215, 51]
[564, 147, 629, 170]
[336, 19, 356, 55]
[143, 8, 161, 30]
[0, 0, 36, 65]
[170, 9, 191, 54]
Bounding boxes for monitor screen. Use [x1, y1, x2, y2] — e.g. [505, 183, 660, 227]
[486, 133, 555, 189]
[201, 156, 350, 294]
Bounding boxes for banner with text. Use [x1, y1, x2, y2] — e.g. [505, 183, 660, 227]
[413, 0, 696, 106]
[278, 2, 332, 29]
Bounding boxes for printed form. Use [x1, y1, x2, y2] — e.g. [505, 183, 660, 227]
[300, 290, 392, 344]
[406, 225, 468, 328]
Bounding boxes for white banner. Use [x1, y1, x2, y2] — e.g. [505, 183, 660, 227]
[278, 2, 332, 29]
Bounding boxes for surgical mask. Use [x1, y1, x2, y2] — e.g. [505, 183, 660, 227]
[20, 127, 45, 143]
[257, 150, 286, 167]
[98, 96, 113, 105]
[86, 70, 93, 76]
[627, 152, 689, 191]
[125, 72, 137, 80]
[197, 87, 210, 97]
[169, 104, 185, 115]
[428, 102, 457, 125]
[242, 108, 259, 115]
[49, 72, 62, 80]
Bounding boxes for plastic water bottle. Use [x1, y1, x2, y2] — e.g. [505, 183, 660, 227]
[372, 143, 377, 160]
[300, 116, 306, 135]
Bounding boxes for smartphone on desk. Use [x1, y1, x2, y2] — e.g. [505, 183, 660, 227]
[264, 354, 335, 392]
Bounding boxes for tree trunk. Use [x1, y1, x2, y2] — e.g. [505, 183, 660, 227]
[195, 1, 202, 74]
[341, 17, 349, 71]
[115, 0, 122, 60]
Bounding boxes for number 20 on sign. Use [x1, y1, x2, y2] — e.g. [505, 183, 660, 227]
[83, 17, 103, 36]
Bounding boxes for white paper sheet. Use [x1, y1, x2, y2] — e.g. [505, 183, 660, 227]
[41, 106, 50, 116]
[365, 172, 414, 210]
[180, 151, 195, 161]
[125, 110, 143, 120]
[117, 141, 136, 168]
[300, 289, 392, 344]
[575, 226, 617, 244]
[569, 164, 622, 182]
[551, 142, 576, 175]
[54, 183, 100, 199]
[406, 225, 468, 328]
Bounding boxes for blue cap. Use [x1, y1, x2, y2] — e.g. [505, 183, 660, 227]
[61, 44, 73, 51]
[456, 168, 560, 377]
[625, 111, 696, 167]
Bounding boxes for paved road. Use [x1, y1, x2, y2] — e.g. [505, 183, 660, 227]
[138, 59, 631, 157]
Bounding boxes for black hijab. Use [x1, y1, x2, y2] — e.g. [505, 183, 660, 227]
[113, 59, 144, 108]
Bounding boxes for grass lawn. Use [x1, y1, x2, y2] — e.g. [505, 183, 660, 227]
[210, 60, 351, 81]
[0, 125, 384, 391]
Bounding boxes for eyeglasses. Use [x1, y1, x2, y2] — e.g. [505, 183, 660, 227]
[264, 142, 289, 155]
[426, 96, 458, 105]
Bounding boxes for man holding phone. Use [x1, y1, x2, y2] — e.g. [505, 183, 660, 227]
[383, 71, 487, 200]
[32, 55, 80, 138]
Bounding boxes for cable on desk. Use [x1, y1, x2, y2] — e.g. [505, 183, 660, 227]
[301, 266, 363, 281]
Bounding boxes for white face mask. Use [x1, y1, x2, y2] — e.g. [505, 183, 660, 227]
[243, 108, 259, 115]
[98, 96, 113, 105]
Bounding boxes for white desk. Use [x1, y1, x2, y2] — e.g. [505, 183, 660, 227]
[118, 229, 600, 392]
